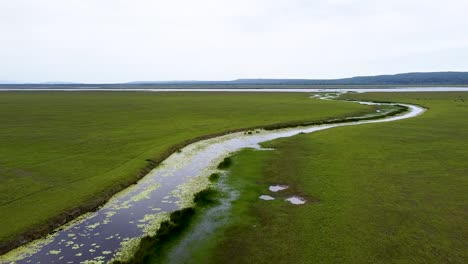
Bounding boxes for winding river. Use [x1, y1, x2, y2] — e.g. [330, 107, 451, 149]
[0, 95, 426, 263]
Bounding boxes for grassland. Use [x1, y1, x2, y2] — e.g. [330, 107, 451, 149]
[182, 92, 468, 264]
[0, 91, 373, 252]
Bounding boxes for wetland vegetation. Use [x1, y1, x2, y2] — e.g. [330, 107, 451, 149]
[2, 91, 466, 264]
[167, 92, 467, 264]
[0, 91, 373, 254]
[113, 188, 219, 264]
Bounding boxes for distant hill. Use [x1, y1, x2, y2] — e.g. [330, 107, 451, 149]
[127, 72, 468, 85]
[2, 72, 468, 86]
[340, 72, 468, 85]
[228, 72, 468, 85]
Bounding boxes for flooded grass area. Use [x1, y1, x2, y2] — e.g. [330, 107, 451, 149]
[170, 92, 468, 264]
[284, 196, 306, 205]
[258, 195, 275, 201]
[268, 185, 288, 192]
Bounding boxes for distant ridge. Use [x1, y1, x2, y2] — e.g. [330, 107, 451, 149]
[126, 72, 468, 85]
[2, 72, 468, 86]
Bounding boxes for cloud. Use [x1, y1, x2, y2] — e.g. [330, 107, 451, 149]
[1, 0, 467, 82]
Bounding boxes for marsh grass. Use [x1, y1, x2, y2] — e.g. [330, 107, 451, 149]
[217, 157, 233, 169]
[180, 92, 468, 264]
[113, 207, 196, 264]
[208, 173, 220, 182]
[0, 92, 373, 251]
[193, 189, 219, 207]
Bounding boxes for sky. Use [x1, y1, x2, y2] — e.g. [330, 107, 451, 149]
[1, 0, 468, 83]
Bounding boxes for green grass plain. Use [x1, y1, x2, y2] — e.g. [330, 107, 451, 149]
[0, 91, 373, 247]
[185, 92, 468, 264]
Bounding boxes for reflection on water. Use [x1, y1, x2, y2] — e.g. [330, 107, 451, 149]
[285, 196, 306, 205]
[269, 185, 289, 192]
[259, 195, 276, 201]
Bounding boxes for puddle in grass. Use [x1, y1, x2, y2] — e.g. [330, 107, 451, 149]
[0, 95, 425, 263]
[269, 185, 289, 192]
[285, 196, 306, 205]
[259, 195, 275, 201]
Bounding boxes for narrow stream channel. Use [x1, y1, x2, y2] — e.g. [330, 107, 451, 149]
[0, 96, 426, 263]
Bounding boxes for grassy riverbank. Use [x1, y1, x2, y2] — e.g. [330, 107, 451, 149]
[182, 92, 467, 264]
[0, 92, 373, 252]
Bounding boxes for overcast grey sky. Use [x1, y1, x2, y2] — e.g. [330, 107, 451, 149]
[1, 0, 468, 83]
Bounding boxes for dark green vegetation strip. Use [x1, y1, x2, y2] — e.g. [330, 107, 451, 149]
[208, 173, 220, 182]
[183, 92, 467, 264]
[0, 92, 373, 253]
[113, 188, 219, 264]
[217, 157, 233, 169]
